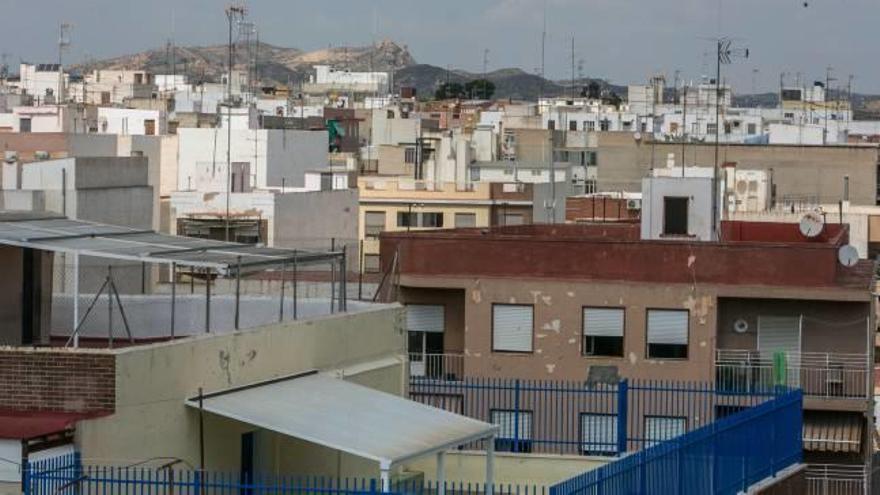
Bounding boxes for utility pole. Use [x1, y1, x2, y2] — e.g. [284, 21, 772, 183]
[57, 23, 71, 105]
[225, 4, 246, 242]
[539, 2, 546, 99]
[570, 37, 575, 100]
[824, 66, 834, 145]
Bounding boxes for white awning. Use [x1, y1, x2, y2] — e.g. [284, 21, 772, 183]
[185, 372, 497, 468]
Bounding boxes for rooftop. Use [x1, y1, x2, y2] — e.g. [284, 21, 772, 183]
[380, 221, 875, 294]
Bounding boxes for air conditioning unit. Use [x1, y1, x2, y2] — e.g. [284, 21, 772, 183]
[3, 151, 18, 164]
[627, 199, 642, 210]
[34, 151, 50, 161]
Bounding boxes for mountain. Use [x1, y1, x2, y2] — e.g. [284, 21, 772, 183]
[70, 39, 414, 85]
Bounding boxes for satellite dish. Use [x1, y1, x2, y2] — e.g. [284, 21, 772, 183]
[799, 212, 824, 238]
[733, 319, 749, 334]
[633, 132, 642, 142]
[838, 244, 859, 267]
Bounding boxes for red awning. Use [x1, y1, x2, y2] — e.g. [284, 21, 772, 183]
[0, 410, 106, 440]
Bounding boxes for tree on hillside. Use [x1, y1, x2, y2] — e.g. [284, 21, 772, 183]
[435, 82, 466, 100]
[465, 79, 495, 100]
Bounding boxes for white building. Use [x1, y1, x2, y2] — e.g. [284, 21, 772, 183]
[308, 65, 389, 95]
[75, 70, 156, 106]
[11, 105, 87, 133]
[97, 107, 166, 135]
[18, 63, 68, 104]
[176, 127, 328, 192]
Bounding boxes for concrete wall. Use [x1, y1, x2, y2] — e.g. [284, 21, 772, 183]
[273, 189, 359, 251]
[400, 451, 609, 487]
[594, 133, 880, 206]
[640, 177, 714, 241]
[76, 305, 406, 477]
[265, 130, 328, 188]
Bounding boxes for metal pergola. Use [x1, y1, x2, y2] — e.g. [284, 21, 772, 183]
[0, 212, 349, 346]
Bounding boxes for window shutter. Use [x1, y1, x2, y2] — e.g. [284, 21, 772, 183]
[647, 310, 688, 345]
[584, 308, 624, 337]
[493, 305, 533, 352]
[757, 316, 801, 356]
[491, 410, 532, 440]
[405, 304, 444, 333]
[581, 414, 617, 453]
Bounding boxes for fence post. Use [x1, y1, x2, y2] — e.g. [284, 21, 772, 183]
[513, 379, 521, 453]
[21, 458, 29, 495]
[617, 379, 628, 455]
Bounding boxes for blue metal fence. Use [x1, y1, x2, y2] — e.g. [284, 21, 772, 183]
[548, 388, 803, 495]
[24, 454, 547, 495]
[409, 378, 779, 456]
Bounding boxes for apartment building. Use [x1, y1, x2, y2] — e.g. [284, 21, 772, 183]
[380, 180, 876, 471]
[358, 177, 534, 272]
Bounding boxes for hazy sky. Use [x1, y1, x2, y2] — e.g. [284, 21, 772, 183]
[1, 0, 878, 92]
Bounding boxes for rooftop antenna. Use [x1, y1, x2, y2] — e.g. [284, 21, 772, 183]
[0, 53, 9, 87]
[824, 65, 835, 145]
[713, 37, 749, 238]
[224, 3, 246, 242]
[570, 36, 575, 100]
[540, 0, 546, 99]
[482, 48, 489, 79]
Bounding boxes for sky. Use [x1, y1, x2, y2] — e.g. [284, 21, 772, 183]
[0, 0, 878, 93]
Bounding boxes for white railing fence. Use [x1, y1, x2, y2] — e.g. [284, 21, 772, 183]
[715, 350, 869, 399]
[408, 353, 465, 381]
[805, 464, 867, 495]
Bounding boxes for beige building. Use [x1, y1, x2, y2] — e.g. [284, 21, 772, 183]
[358, 177, 533, 271]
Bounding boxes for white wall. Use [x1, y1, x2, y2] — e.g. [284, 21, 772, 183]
[641, 176, 715, 241]
[98, 107, 165, 135]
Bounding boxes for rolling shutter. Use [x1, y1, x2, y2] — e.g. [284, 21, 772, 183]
[647, 310, 688, 345]
[491, 410, 533, 440]
[757, 316, 801, 356]
[581, 414, 617, 453]
[584, 308, 625, 337]
[645, 416, 687, 445]
[493, 305, 533, 352]
[405, 304, 445, 333]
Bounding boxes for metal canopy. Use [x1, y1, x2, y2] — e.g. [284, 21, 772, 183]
[0, 214, 339, 274]
[185, 372, 497, 468]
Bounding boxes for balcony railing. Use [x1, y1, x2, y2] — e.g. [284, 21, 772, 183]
[408, 352, 464, 381]
[715, 350, 869, 399]
[805, 464, 866, 495]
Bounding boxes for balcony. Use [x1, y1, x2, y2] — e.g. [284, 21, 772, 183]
[805, 464, 867, 495]
[715, 350, 870, 400]
[408, 353, 464, 381]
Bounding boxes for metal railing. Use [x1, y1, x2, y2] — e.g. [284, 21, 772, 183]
[410, 378, 782, 456]
[715, 350, 870, 399]
[24, 454, 549, 495]
[549, 389, 803, 495]
[408, 353, 465, 381]
[805, 464, 867, 495]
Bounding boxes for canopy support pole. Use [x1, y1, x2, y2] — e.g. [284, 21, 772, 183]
[170, 262, 176, 338]
[205, 268, 212, 333]
[485, 435, 495, 495]
[292, 252, 298, 320]
[278, 261, 286, 322]
[380, 462, 391, 493]
[234, 256, 241, 330]
[436, 452, 446, 495]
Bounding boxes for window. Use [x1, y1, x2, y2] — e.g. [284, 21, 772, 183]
[644, 416, 687, 446]
[724, 122, 732, 134]
[580, 413, 617, 455]
[662, 197, 689, 236]
[554, 150, 569, 162]
[397, 211, 417, 227]
[691, 122, 699, 134]
[421, 212, 444, 228]
[404, 147, 417, 164]
[646, 309, 689, 359]
[492, 304, 533, 353]
[454, 213, 476, 228]
[622, 121, 632, 131]
[491, 410, 533, 453]
[386, 110, 395, 119]
[747, 123, 757, 134]
[503, 168, 514, 176]
[583, 308, 625, 357]
[19, 118, 31, 133]
[144, 119, 156, 135]
[406, 304, 445, 369]
[706, 123, 718, 134]
[363, 254, 380, 273]
[502, 213, 524, 226]
[547, 120, 555, 130]
[569, 120, 578, 131]
[364, 211, 386, 238]
[669, 122, 679, 134]
[599, 120, 610, 131]
[585, 121, 596, 131]
[530, 169, 542, 176]
[470, 168, 481, 182]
